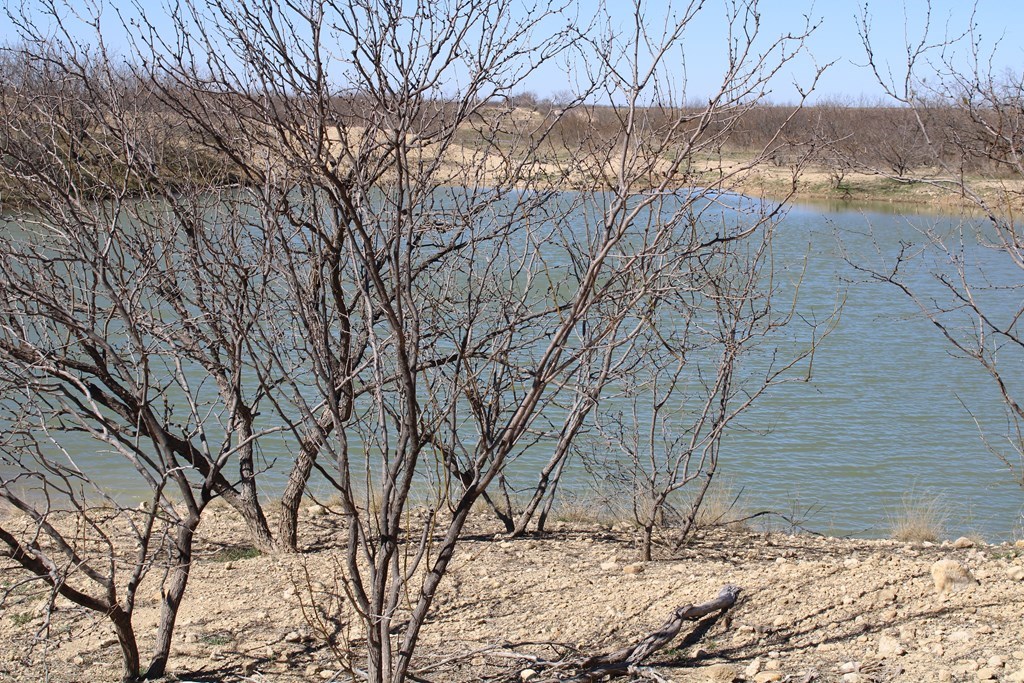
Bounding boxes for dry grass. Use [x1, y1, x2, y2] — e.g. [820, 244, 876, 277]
[692, 480, 750, 531]
[888, 491, 948, 543]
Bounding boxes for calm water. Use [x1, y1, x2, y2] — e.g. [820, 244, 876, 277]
[700, 201, 1022, 539]
[493, 198, 1024, 540]
[3, 198, 1022, 540]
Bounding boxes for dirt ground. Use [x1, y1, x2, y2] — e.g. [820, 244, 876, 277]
[2, 505, 1024, 683]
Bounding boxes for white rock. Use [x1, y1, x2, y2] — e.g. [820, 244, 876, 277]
[744, 658, 762, 677]
[520, 669, 538, 682]
[753, 673, 783, 683]
[839, 661, 859, 673]
[953, 536, 975, 549]
[284, 631, 301, 643]
[623, 563, 645, 575]
[977, 667, 999, 680]
[600, 560, 620, 571]
[931, 559, 978, 595]
[844, 557, 860, 569]
[878, 634, 906, 657]
[701, 663, 738, 682]
[1007, 566, 1024, 582]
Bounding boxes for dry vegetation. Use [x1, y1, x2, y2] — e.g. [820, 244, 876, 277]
[2, 1, 1023, 682]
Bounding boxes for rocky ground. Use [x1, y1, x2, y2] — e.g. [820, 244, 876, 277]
[2, 505, 1024, 683]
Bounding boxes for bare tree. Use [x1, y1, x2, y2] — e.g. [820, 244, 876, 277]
[0, 20, 287, 681]
[581, 203, 828, 561]
[859, 2, 1024, 486]
[1, 0, 822, 681]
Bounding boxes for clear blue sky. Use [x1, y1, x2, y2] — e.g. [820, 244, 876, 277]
[521, 0, 1024, 104]
[4, 0, 1022, 104]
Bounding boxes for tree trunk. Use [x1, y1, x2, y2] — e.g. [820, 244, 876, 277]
[110, 606, 141, 683]
[277, 443, 319, 552]
[235, 487, 275, 553]
[640, 526, 653, 563]
[145, 518, 198, 679]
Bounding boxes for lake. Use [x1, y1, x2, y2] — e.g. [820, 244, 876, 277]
[2, 197, 1022, 541]
[700, 200, 1022, 540]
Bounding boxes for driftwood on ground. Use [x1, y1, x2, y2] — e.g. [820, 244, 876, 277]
[511, 584, 741, 682]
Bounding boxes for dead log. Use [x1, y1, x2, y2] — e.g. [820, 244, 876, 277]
[518, 584, 741, 682]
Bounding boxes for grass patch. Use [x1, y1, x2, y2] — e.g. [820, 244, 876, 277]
[888, 491, 947, 543]
[10, 612, 34, 626]
[208, 546, 260, 563]
[692, 480, 750, 531]
[200, 631, 234, 647]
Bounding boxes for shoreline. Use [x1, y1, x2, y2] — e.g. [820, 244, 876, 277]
[3, 506, 1024, 682]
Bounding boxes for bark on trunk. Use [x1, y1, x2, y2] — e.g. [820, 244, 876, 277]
[145, 519, 198, 679]
[110, 606, 141, 683]
[277, 443, 318, 552]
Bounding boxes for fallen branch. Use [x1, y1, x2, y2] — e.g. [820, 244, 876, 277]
[513, 584, 741, 682]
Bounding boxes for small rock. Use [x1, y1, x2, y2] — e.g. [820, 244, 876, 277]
[224, 561, 234, 570]
[319, 670, 336, 681]
[98, 637, 118, 648]
[977, 667, 999, 680]
[753, 673, 784, 683]
[306, 504, 327, 517]
[600, 561, 620, 572]
[772, 616, 786, 627]
[878, 634, 906, 658]
[520, 669, 538, 682]
[948, 629, 973, 642]
[304, 664, 318, 676]
[744, 658, 762, 677]
[1016, 540, 1024, 549]
[623, 563, 645, 575]
[977, 624, 994, 635]
[72, 656, 84, 666]
[931, 559, 978, 595]
[839, 661, 859, 673]
[988, 656, 1006, 669]
[953, 536, 975, 549]
[1007, 669, 1024, 682]
[1007, 566, 1024, 582]
[938, 670, 953, 683]
[284, 631, 302, 643]
[959, 660, 980, 673]
[842, 674, 862, 683]
[844, 557, 860, 569]
[701, 663, 738, 682]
